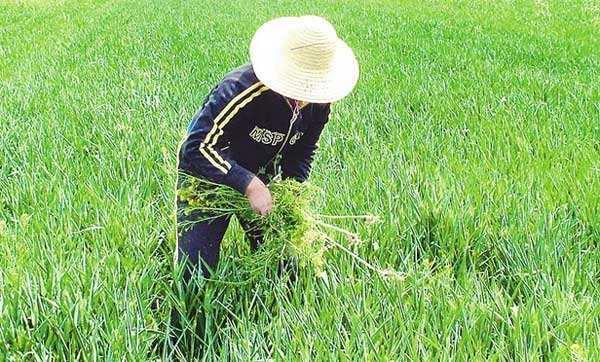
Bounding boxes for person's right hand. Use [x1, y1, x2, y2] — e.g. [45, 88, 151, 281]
[245, 176, 273, 216]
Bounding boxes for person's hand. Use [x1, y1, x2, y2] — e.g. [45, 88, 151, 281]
[245, 176, 273, 216]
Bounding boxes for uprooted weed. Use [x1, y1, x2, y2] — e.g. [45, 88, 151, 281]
[176, 173, 401, 282]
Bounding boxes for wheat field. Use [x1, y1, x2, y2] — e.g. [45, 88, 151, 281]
[0, 0, 598, 359]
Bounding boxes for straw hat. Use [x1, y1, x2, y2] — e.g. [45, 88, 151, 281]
[250, 16, 359, 103]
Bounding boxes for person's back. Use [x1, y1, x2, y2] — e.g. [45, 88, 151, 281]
[178, 63, 332, 194]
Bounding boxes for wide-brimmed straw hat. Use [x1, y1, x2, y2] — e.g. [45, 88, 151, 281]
[250, 16, 359, 103]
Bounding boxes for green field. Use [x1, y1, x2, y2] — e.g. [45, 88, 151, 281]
[1, 0, 599, 359]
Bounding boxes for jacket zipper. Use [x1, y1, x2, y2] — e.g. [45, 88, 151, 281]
[265, 98, 300, 167]
[276, 109, 299, 155]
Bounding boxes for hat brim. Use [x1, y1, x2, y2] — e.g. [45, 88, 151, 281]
[250, 17, 359, 103]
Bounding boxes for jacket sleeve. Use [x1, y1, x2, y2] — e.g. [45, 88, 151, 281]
[281, 104, 331, 182]
[178, 80, 268, 194]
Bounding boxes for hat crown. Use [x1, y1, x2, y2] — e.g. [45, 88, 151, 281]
[250, 15, 358, 103]
[284, 16, 338, 73]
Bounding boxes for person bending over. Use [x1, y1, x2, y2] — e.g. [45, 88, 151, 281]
[176, 15, 359, 280]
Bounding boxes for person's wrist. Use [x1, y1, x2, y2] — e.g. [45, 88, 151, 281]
[244, 177, 260, 196]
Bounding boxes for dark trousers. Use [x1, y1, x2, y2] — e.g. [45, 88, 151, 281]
[176, 199, 262, 281]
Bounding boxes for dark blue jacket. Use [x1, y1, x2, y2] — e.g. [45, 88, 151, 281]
[178, 64, 331, 194]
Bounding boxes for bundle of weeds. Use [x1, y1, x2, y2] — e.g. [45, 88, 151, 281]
[177, 173, 401, 282]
